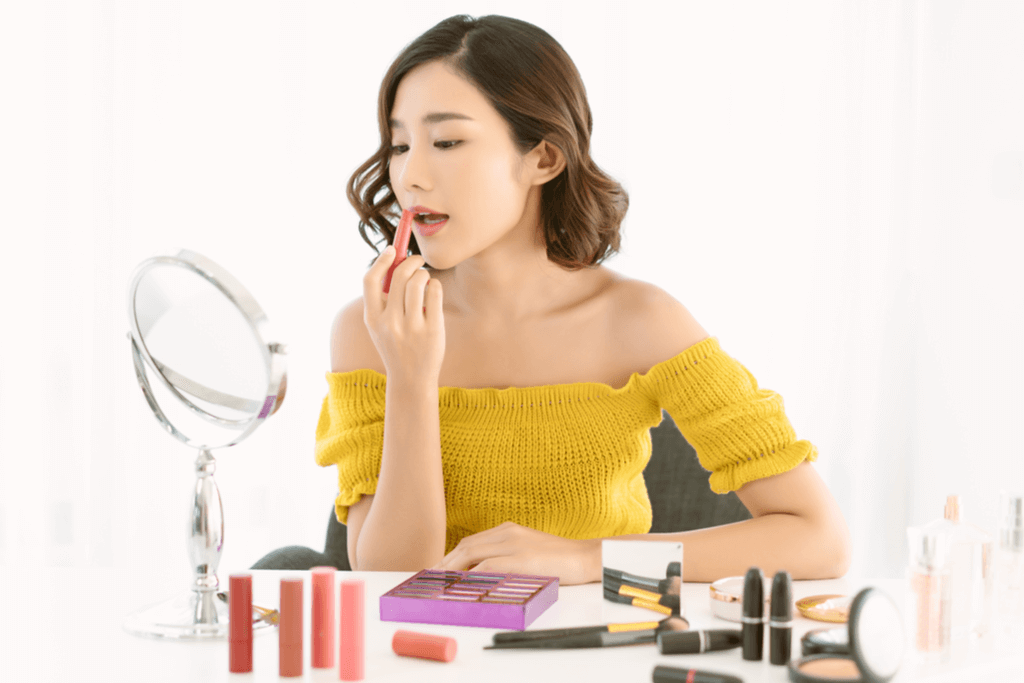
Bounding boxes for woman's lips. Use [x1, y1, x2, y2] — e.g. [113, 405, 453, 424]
[415, 216, 447, 236]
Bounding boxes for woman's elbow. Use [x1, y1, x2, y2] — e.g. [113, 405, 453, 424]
[810, 514, 852, 579]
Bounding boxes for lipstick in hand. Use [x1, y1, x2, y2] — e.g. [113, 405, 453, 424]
[383, 209, 415, 294]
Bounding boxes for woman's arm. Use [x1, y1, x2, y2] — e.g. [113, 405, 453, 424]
[588, 461, 851, 583]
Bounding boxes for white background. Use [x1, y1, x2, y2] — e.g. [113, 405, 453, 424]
[1, 0, 1022, 604]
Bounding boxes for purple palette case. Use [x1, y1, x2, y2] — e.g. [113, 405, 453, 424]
[379, 569, 559, 630]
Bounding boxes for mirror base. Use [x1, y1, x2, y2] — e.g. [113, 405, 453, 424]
[122, 589, 275, 640]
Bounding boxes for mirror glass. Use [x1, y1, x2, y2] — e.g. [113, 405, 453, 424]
[132, 260, 269, 448]
[854, 588, 904, 679]
[124, 250, 285, 640]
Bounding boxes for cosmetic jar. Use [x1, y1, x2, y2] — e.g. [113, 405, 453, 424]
[709, 575, 770, 622]
[796, 594, 851, 623]
[787, 587, 903, 683]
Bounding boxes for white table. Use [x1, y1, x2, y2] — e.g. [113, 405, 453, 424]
[3, 567, 1021, 682]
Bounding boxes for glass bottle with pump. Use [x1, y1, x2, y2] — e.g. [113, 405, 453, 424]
[994, 491, 1024, 648]
[907, 520, 952, 664]
[943, 494, 993, 645]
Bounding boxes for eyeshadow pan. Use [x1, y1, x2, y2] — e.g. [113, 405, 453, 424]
[380, 569, 559, 629]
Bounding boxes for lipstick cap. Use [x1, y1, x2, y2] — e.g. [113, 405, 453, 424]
[279, 578, 303, 677]
[228, 574, 253, 673]
[770, 570, 793, 621]
[742, 566, 765, 616]
[392, 630, 458, 662]
[340, 579, 364, 681]
[770, 571, 793, 665]
[310, 566, 336, 668]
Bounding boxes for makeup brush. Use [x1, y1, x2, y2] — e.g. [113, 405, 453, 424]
[603, 586, 675, 616]
[667, 562, 680, 578]
[216, 591, 278, 625]
[603, 577, 681, 612]
[485, 624, 680, 649]
[492, 616, 689, 645]
[604, 567, 682, 595]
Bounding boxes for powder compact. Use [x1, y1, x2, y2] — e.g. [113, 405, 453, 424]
[708, 575, 771, 622]
[797, 594, 852, 623]
[788, 587, 904, 683]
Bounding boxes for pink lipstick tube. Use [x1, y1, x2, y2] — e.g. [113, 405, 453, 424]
[383, 209, 415, 294]
[279, 578, 304, 677]
[340, 579, 365, 681]
[229, 574, 253, 673]
[311, 566, 336, 668]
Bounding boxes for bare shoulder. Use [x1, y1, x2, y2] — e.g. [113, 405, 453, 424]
[329, 296, 386, 375]
[608, 276, 711, 368]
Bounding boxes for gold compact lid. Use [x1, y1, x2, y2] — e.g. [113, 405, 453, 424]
[796, 594, 851, 623]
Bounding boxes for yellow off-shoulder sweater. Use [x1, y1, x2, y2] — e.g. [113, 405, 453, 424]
[314, 336, 817, 555]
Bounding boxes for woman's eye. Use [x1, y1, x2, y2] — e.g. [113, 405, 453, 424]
[390, 141, 460, 155]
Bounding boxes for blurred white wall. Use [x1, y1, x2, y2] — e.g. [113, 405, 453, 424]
[1, 0, 1022, 607]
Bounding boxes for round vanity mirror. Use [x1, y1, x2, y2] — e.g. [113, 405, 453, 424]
[123, 249, 286, 640]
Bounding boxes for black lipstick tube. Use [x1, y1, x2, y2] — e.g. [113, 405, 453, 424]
[741, 566, 765, 661]
[652, 665, 744, 683]
[769, 570, 792, 665]
[656, 629, 742, 655]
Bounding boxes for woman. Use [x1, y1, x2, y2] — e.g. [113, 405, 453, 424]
[316, 14, 851, 585]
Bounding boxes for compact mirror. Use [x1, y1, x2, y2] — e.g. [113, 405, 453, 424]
[789, 587, 904, 683]
[123, 249, 286, 640]
[849, 588, 904, 681]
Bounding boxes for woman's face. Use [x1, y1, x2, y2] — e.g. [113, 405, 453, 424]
[387, 60, 540, 271]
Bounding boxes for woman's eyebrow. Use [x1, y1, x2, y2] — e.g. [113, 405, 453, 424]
[389, 112, 474, 130]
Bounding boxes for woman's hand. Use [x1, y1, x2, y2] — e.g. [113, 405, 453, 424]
[362, 247, 445, 382]
[430, 522, 600, 586]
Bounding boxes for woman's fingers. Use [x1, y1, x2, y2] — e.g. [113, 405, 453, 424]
[363, 246, 397, 316]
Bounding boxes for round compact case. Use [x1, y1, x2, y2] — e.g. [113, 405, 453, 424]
[801, 626, 851, 657]
[708, 575, 771, 622]
[788, 587, 904, 683]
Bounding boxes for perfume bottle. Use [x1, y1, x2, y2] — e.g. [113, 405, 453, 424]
[943, 495, 993, 643]
[906, 519, 952, 662]
[994, 492, 1024, 645]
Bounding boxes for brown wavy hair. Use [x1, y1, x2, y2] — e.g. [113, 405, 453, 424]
[347, 14, 629, 271]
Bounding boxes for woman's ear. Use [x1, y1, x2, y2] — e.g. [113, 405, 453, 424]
[527, 140, 567, 185]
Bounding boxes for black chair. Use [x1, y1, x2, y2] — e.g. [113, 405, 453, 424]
[250, 410, 752, 571]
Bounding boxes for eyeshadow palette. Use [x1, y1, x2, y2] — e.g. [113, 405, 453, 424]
[379, 569, 559, 630]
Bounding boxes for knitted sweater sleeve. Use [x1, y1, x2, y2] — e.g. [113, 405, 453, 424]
[314, 370, 386, 524]
[637, 337, 817, 494]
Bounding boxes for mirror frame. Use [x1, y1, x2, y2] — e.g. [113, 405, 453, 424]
[126, 248, 286, 450]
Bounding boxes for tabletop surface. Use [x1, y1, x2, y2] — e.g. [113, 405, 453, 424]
[3, 566, 1022, 683]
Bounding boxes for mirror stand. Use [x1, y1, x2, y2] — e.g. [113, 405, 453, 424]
[124, 249, 285, 640]
[123, 448, 271, 640]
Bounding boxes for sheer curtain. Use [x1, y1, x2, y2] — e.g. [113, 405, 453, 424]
[2, 1, 1021, 599]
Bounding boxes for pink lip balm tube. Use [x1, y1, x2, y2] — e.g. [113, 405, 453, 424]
[229, 574, 253, 673]
[339, 579, 365, 681]
[279, 578, 304, 677]
[311, 566, 336, 669]
[383, 209, 415, 294]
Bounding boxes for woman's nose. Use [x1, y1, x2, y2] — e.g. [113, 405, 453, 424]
[396, 144, 431, 192]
